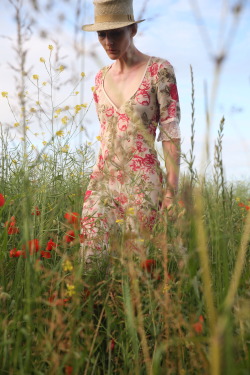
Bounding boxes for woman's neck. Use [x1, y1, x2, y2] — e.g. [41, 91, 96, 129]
[113, 47, 149, 74]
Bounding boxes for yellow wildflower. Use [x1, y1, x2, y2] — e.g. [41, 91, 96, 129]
[58, 65, 65, 72]
[74, 104, 82, 113]
[81, 72, 85, 77]
[36, 101, 40, 105]
[42, 141, 47, 145]
[14, 122, 20, 127]
[12, 159, 17, 164]
[64, 105, 69, 110]
[1, 91, 8, 97]
[75, 91, 79, 95]
[116, 219, 124, 224]
[55, 108, 62, 115]
[235, 197, 240, 202]
[20, 137, 25, 141]
[61, 116, 69, 125]
[80, 126, 85, 131]
[96, 136, 101, 141]
[66, 284, 76, 297]
[48, 44, 54, 50]
[126, 207, 135, 216]
[62, 260, 73, 272]
[87, 142, 92, 146]
[42, 82, 47, 86]
[34, 133, 39, 136]
[31, 145, 36, 150]
[24, 153, 28, 158]
[42, 154, 48, 160]
[25, 126, 30, 130]
[81, 103, 87, 108]
[61, 145, 69, 153]
[56, 130, 64, 137]
[32, 74, 39, 80]
[162, 285, 171, 294]
[91, 86, 95, 91]
[30, 108, 36, 113]
[40, 57, 45, 63]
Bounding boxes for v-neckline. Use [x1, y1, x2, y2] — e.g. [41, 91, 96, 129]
[102, 56, 152, 111]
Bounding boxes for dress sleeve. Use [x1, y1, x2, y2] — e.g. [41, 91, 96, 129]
[156, 61, 181, 142]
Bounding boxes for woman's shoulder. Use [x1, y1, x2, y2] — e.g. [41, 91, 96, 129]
[94, 64, 111, 87]
[150, 56, 174, 69]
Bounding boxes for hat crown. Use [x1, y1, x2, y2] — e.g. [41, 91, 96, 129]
[94, 0, 134, 17]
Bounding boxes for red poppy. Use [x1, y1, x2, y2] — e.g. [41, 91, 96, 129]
[238, 202, 245, 208]
[192, 315, 204, 334]
[22, 239, 40, 254]
[64, 212, 79, 225]
[31, 206, 41, 216]
[9, 249, 26, 258]
[46, 239, 57, 251]
[64, 365, 73, 375]
[48, 294, 70, 306]
[0, 193, 5, 207]
[110, 338, 115, 351]
[64, 230, 75, 243]
[5, 216, 19, 234]
[8, 226, 19, 235]
[141, 259, 156, 273]
[41, 251, 52, 259]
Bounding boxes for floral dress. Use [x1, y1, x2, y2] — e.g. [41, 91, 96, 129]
[80, 56, 181, 257]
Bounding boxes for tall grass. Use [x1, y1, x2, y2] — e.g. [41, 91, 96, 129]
[1, 0, 250, 374]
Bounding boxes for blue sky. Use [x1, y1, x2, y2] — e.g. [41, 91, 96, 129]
[0, 0, 249, 181]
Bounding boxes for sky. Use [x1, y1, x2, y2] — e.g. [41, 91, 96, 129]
[0, 0, 249, 181]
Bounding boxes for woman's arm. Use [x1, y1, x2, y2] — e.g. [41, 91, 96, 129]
[161, 138, 181, 210]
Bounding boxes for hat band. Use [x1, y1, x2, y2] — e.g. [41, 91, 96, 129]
[95, 14, 135, 23]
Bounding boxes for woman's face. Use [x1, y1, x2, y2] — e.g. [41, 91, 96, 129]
[97, 26, 134, 60]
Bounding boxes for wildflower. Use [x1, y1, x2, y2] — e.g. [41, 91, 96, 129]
[56, 130, 64, 137]
[10, 249, 26, 258]
[116, 219, 124, 224]
[34, 133, 39, 136]
[87, 142, 92, 146]
[42, 82, 47, 86]
[30, 108, 36, 113]
[42, 141, 47, 145]
[81, 103, 87, 108]
[91, 86, 95, 91]
[58, 65, 65, 72]
[64, 212, 79, 225]
[235, 197, 240, 202]
[12, 159, 17, 164]
[192, 315, 204, 334]
[46, 239, 57, 251]
[40, 57, 45, 63]
[64, 365, 73, 375]
[62, 260, 73, 272]
[61, 145, 69, 153]
[96, 135, 101, 141]
[48, 44, 54, 50]
[110, 338, 115, 351]
[5, 216, 19, 235]
[0, 193, 5, 206]
[32, 74, 39, 80]
[141, 259, 156, 273]
[61, 116, 69, 125]
[42, 154, 48, 160]
[75, 91, 79, 95]
[55, 108, 62, 115]
[48, 293, 70, 306]
[66, 284, 76, 297]
[80, 126, 85, 131]
[22, 239, 40, 254]
[64, 105, 69, 110]
[31, 206, 41, 216]
[41, 251, 51, 259]
[14, 122, 20, 127]
[1, 91, 8, 97]
[74, 104, 81, 113]
[81, 72, 85, 77]
[36, 101, 40, 105]
[20, 137, 25, 141]
[64, 230, 75, 243]
[126, 207, 135, 216]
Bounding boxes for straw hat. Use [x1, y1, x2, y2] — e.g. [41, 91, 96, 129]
[82, 0, 145, 32]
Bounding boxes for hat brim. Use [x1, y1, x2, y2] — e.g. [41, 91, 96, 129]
[82, 19, 144, 32]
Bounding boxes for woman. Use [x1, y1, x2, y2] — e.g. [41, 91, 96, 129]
[80, 0, 181, 261]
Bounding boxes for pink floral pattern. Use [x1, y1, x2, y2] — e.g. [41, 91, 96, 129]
[81, 57, 181, 259]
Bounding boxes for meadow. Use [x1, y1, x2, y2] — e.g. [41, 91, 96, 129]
[1, 1, 250, 374]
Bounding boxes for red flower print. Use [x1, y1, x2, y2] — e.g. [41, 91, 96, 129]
[45, 239, 57, 251]
[64, 212, 80, 225]
[22, 239, 40, 254]
[135, 88, 150, 106]
[84, 190, 92, 202]
[118, 113, 129, 131]
[105, 107, 114, 117]
[64, 230, 75, 243]
[169, 83, 179, 101]
[95, 71, 103, 87]
[165, 101, 177, 120]
[141, 259, 156, 273]
[93, 92, 99, 103]
[192, 315, 204, 334]
[31, 206, 41, 216]
[41, 251, 52, 259]
[115, 193, 128, 205]
[97, 154, 104, 170]
[0, 193, 5, 206]
[149, 62, 159, 77]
